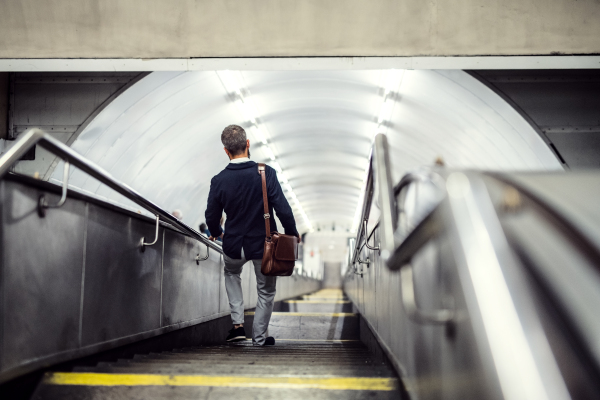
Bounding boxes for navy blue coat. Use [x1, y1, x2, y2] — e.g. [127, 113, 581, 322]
[205, 161, 299, 260]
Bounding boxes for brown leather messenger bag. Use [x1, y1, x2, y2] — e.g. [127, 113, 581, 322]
[258, 163, 298, 276]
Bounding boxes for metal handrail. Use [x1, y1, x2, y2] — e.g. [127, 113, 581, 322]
[373, 133, 396, 261]
[0, 129, 223, 253]
[351, 134, 396, 266]
[352, 165, 571, 399]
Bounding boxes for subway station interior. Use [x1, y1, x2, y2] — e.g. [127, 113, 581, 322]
[1, 2, 600, 399]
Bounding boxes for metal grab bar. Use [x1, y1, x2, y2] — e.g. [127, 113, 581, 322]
[363, 219, 380, 253]
[373, 133, 396, 261]
[400, 263, 454, 324]
[351, 133, 396, 266]
[387, 205, 442, 270]
[0, 129, 223, 254]
[196, 245, 210, 264]
[141, 215, 161, 252]
[37, 161, 70, 217]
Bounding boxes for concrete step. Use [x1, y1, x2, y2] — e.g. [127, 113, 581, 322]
[73, 363, 394, 377]
[33, 290, 402, 400]
[36, 385, 401, 399]
[244, 312, 359, 340]
[280, 300, 353, 313]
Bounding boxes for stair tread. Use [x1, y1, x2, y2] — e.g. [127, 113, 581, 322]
[33, 290, 400, 399]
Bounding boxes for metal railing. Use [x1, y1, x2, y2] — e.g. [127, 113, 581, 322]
[351, 133, 397, 271]
[0, 129, 223, 254]
[348, 139, 572, 400]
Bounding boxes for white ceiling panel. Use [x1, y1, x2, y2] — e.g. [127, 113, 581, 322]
[55, 69, 562, 234]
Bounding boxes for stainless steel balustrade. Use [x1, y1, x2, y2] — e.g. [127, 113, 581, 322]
[349, 133, 576, 400]
[351, 133, 397, 268]
[0, 129, 223, 253]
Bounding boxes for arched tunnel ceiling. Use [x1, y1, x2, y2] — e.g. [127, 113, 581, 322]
[56, 70, 562, 233]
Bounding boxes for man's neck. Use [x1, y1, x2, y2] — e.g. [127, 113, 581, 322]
[229, 154, 250, 164]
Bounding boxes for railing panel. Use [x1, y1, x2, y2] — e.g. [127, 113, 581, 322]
[81, 202, 162, 345]
[0, 179, 85, 371]
[161, 231, 205, 326]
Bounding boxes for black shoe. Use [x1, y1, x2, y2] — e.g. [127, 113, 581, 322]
[264, 337, 275, 346]
[226, 326, 246, 342]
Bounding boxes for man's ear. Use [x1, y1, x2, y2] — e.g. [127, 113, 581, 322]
[224, 147, 231, 159]
[246, 139, 250, 149]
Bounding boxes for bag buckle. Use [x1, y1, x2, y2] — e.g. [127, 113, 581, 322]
[264, 213, 270, 219]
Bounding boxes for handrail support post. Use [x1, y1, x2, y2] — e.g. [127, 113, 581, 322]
[141, 215, 160, 252]
[38, 161, 70, 217]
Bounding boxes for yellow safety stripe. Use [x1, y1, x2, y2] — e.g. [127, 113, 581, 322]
[45, 373, 396, 391]
[244, 312, 356, 317]
[275, 339, 360, 342]
[285, 300, 350, 304]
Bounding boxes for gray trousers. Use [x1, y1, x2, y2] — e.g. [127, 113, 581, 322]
[223, 249, 277, 346]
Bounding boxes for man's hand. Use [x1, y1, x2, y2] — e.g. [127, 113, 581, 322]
[297, 235, 302, 244]
[208, 233, 224, 241]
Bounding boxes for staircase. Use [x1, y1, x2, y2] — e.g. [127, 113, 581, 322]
[33, 289, 401, 399]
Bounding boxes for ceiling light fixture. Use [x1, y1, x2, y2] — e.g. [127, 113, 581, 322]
[216, 70, 313, 232]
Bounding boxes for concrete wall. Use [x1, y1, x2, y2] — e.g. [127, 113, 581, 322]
[322, 262, 342, 289]
[1, 0, 599, 58]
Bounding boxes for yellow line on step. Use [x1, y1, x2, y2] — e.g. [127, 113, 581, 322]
[302, 297, 347, 301]
[45, 373, 396, 391]
[285, 300, 350, 304]
[243, 338, 359, 342]
[276, 339, 360, 342]
[244, 312, 356, 317]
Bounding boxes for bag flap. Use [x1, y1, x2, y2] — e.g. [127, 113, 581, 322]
[274, 234, 298, 261]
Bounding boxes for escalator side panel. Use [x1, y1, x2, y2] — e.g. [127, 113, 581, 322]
[0, 177, 323, 384]
[161, 229, 222, 327]
[0, 180, 85, 372]
[81, 202, 162, 345]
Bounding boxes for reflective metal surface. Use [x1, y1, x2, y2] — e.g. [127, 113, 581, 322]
[0, 129, 223, 253]
[344, 161, 600, 399]
[0, 176, 322, 383]
[141, 215, 160, 250]
[0, 179, 85, 371]
[81, 202, 162, 345]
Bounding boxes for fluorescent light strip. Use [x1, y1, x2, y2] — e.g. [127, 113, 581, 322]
[216, 70, 313, 231]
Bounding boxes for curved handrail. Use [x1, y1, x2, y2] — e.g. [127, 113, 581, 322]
[0, 129, 224, 253]
[350, 133, 396, 267]
[350, 135, 445, 272]
[350, 167, 573, 399]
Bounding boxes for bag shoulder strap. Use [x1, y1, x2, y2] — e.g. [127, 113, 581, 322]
[258, 163, 271, 239]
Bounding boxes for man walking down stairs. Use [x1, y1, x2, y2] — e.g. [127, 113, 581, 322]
[33, 289, 401, 399]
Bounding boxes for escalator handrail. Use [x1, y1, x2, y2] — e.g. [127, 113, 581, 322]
[0, 129, 224, 254]
[350, 133, 445, 269]
[351, 133, 396, 265]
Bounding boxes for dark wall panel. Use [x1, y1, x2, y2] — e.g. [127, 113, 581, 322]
[81, 203, 162, 346]
[470, 70, 600, 170]
[0, 180, 85, 371]
[8, 72, 145, 179]
[161, 230, 221, 326]
[546, 131, 600, 169]
[0, 177, 322, 383]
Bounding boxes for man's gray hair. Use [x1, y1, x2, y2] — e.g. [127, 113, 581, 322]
[221, 125, 247, 156]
